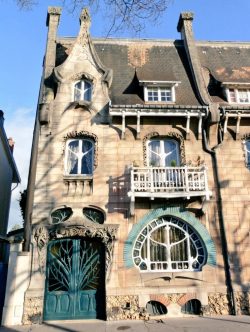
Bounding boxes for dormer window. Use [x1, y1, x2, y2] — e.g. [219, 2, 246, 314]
[227, 88, 250, 104]
[145, 86, 175, 102]
[74, 80, 92, 102]
[140, 81, 179, 103]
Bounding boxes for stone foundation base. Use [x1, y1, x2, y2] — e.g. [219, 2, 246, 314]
[22, 296, 43, 325]
[106, 295, 149, 320]
[21, 291, 250, 324]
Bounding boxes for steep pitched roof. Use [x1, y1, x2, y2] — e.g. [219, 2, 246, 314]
[198, 42, 250, 104]
[56, 37, 201, 106]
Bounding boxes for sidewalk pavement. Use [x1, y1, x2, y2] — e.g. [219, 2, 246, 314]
[1, 316, 250, 332]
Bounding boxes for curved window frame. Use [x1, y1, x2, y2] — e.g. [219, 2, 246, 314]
[243, 138, 250, 169]
[50, 207, 73, 224]
[133, 215, 207, 273]
[147, 138, 180, 167]
[73, 79, 92, 102]
[64, 138, 94, 176]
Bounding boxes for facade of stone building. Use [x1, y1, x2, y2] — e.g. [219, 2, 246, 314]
[3, 7, 250, 326]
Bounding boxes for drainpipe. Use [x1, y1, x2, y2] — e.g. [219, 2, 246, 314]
[202, 114, 237, 315]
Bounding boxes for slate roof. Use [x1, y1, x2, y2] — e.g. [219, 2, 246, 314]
[56, 38, 250, 107]
[56, 38, 201, 106]
[198, 42, 250, 104]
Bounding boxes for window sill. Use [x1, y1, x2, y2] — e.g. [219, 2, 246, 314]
[63, 175, 93, 181]
[144, 101, 175, 105]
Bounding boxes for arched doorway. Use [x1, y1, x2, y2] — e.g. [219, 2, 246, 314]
[44, 238, 106, 320]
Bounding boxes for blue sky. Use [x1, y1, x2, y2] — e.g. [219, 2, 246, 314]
[1, 0, 250, 228]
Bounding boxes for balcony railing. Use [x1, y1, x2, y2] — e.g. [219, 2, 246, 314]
[128, 166, 211, 214]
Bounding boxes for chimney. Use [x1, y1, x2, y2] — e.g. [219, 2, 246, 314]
[177, 12, 194, 40]
[44, 7, 62, 79]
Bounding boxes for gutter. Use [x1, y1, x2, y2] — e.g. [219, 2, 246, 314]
[202, 114, 237, 316]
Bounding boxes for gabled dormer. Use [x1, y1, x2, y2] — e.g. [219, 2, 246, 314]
[139, 80, 180, 104]
[40, 8, 113, 125]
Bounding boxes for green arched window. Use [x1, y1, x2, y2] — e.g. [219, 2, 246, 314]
[133, 215, 206, 272]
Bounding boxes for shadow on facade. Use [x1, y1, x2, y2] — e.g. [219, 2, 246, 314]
[106, 168, 131, 216]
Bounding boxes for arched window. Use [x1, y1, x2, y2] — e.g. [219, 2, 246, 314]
[74, 80, 92, 102]
[51, 207, 73, 224]
[65, 138, 94, 175]
[83, 207, 105, 224]
[147, 139, 180, 167]
[133, 216, 206, 272]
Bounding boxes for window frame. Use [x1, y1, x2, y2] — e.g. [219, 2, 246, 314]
[147, 138, 180, 167]
[226, 88, 250, 104]
[243, 138, 250, 169]
[144, 85, 175, 103]
[73, 79, 92, 102]
[132, 216, 207, 273]
[64, 138, 94, 176]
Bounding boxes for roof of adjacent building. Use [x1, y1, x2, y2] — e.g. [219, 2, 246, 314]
[0, 111, 20, 184]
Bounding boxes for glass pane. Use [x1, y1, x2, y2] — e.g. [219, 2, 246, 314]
[84, 81, 92, 101]
[150, 239, 167, 262]
[148, 140, 161, 166]
[147, 87, 158, 101]
[151, 227, 165, 242]
[67, 140, 79, 174]
[171, 239, 188, 261]
[169, 226, 185, 243]
[164, 140, 179, 166]
[238, 90, 249, 103]
[74, 81, 82, 101]
[83, 208, 104, 224]
[246, 140, 250, 167]
[51, 208, 73, 224]
[160, 88, 171, 101]
[229, 89, 236, 103]
[78, 240, 101, 291]
[81, 140, 93, 174]
[48, 240, 73, 292]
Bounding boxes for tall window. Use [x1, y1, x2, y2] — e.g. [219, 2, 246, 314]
[74, 80, 92, 102]
[133, 216, 206, 272]
[244, 139, 250, 169]
[65, 138, 94, 175]
[147, 139, 180, 167]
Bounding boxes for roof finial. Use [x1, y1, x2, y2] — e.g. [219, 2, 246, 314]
[80, 8, 91, 29]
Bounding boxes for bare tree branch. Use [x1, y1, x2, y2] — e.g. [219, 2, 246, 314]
[14, 0, 172, 35]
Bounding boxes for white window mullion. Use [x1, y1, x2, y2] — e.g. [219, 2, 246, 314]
[235, 89, 239, 103]
[77, 140, 82, 175]
[147, 226, 151, 270]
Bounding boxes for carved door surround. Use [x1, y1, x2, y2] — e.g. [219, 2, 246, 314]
[34, 223, 118, 281]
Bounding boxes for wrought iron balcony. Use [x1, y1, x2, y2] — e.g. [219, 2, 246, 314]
[128, 166, 211, 215]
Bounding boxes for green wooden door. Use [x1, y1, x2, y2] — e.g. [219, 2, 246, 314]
[44, 238, 105, 320]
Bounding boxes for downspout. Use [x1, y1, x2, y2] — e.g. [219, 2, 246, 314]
[202, 111, 237, 315]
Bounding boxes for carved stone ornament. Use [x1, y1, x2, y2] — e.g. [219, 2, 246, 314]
[34, 224, 118, 279]
[63, 130, 98, 168]
[142, 131, 186, 166]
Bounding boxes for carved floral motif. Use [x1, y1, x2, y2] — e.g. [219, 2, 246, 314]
[34, 224, 117, 279]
